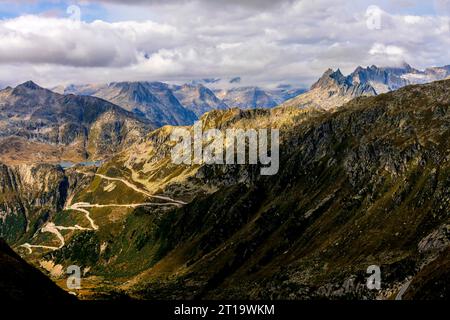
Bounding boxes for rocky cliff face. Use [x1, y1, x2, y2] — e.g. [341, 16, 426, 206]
[349, 64, 411, 93]
[0, 163, 69, 243]
[347, 63, 450, 94]
[0, 162, 93, 248]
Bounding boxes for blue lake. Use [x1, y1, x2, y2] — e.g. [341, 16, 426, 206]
[58, 160, 103, 169]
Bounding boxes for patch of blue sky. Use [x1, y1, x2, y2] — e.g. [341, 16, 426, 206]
[0, 1, 108, 22]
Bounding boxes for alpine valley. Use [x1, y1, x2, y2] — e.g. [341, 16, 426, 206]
[0, 63, 449, 300]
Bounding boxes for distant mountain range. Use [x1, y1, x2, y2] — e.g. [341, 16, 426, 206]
[281, 63, 450, 110]
[0, 62, 448, 165]
[58, 81, 198, 128]
[171, 83, 228, 117]
[50, 63, 450, 127]
[214, 86, 306, 109]
[54, 81, 307, 125]
[0, 79, 306, 165]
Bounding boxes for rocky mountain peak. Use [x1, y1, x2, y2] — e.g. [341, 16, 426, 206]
[310, 68, 349, 90]
[10, 81, 52, 98]
[281, 67, 377, 110]
[108, 82, 157, 105]
[16, 80, 43, 91]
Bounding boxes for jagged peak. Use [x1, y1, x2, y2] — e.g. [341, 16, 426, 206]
[311, 68, 347, 90]
[334, 68, 343, 77]
[16, 80, 43, 91]
[322, 68, 334, 76]
[350, 62, 417, 79]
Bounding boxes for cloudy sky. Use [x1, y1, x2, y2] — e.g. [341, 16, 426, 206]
[1, 0, 450, 88]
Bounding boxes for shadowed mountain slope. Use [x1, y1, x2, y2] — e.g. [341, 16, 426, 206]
[0, 238, 72, 301]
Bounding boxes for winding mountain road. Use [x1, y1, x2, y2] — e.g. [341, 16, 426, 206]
[19, 171, 186, 254]
[20, 243, 59, 254]
[93, 173, 186, 205]
[20, 222, 70, 253]
[65, 203, 99, 230]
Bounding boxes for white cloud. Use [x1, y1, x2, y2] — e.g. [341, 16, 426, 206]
[369, 43, 405, 59]
[0, 15, 180, 67]
[0, 0, 450, 88]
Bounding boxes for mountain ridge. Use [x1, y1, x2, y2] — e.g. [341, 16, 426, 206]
[55, 81, 307, 121]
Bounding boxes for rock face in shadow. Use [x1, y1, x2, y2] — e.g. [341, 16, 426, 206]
[0, 162, 91, 246]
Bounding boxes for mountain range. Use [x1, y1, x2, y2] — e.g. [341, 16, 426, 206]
[1, 62, 450, 300]
[213, 86, 307, 110]
[54, 81, 307, 127]
[281, 63, 450, 110]
[0, 79, 306, 166]
[52, 63, 450, 123]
